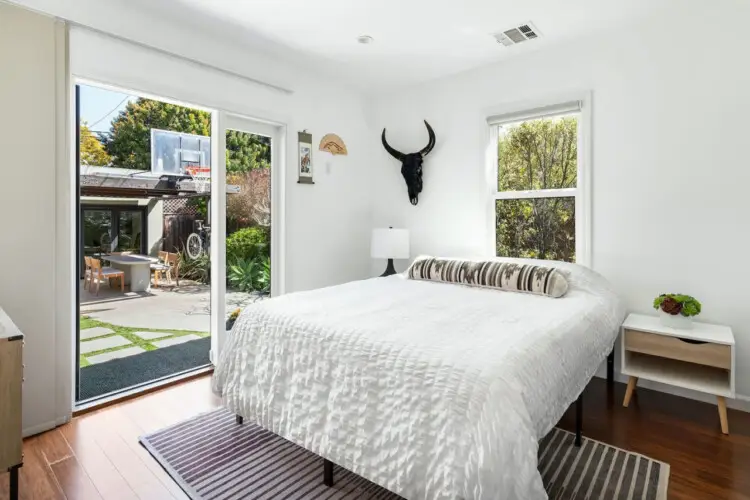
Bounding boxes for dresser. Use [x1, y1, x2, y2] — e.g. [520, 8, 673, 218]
[621, 313, 734, 434]
[0, 308, 23, 500]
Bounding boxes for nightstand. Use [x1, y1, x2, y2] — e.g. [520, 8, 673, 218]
[0, 308, 23, 500]
[621, 313, 735, 434]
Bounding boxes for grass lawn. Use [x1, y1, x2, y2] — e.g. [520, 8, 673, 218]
[79, 316, 209, 367]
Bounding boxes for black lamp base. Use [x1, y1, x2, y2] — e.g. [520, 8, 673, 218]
[380, 258, 397, 277]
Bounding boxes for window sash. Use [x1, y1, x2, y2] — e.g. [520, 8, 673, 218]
[489, 97, 589, 265]
[487, 100, 581, 126]
[493, 188, 577, 200]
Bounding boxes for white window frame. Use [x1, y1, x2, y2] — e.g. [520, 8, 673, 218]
[486, 93, 592, 266]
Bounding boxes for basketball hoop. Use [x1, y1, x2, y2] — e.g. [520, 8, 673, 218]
[185, 166, 211, 194]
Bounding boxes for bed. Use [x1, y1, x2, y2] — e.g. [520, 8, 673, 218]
[212, 258, 624, 499]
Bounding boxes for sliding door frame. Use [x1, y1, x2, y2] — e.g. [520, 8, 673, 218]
[211, 112, 285, 362]
[69, 79, 287, 404]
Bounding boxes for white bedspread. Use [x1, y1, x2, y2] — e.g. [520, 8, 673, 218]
[213, 260, 624, 499]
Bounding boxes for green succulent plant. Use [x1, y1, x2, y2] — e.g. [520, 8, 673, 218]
[653, 294, 702, 317]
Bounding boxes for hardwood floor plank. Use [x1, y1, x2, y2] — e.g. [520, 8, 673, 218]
[558, 378, 750, 499]
[49, 456, 102, 500]
[0, 435, 64, 500]
[58, 419, 138, 500]
[83, 409, 179, 500]
[102, 407, 188, 500]
[6, 374, 749, 500]
[35, 429, 73, 465]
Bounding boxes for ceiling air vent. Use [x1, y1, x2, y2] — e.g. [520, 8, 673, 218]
[493, 22, 540, 47]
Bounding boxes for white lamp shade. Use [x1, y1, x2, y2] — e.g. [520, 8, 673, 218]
[371, 228, 410, 259]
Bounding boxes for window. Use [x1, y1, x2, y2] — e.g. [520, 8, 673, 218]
[488, 98, 589, 265]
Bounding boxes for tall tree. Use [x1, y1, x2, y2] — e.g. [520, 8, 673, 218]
[103, 98, 211, 170]
[226, 130, 271, 174]
[226, 168, 271, 230]
[496, 117, 577, 262]
[80, 122, 112, 166]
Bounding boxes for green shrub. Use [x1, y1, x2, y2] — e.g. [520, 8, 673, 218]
[178, 250, 211, 284]
[226, 227, 269, 263]
[227, 255, 271, 293]
[255, 256, 271, 294]
[228, 257, 257, 292]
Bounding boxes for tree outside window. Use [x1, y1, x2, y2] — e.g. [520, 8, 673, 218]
[495, 114, 579, 262]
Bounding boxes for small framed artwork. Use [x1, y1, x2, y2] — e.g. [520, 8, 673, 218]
[298, 130, 314, 184]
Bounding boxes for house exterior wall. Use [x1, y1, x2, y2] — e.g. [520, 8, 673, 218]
[146, 199, 163, 256]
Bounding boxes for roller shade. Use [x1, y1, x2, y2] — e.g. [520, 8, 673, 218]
[487, 100, 582, 125]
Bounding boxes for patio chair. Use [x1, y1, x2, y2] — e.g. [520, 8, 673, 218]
[151, 251, 171, 288]
[83, 256, 93, 290]
[89, 257, 125, 295]
[166, 252, 180, 287]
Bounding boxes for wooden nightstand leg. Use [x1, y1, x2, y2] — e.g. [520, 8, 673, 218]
[623, 376, 638, 407]
[717, 396, 729, 434]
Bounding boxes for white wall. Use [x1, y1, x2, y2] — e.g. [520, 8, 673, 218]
[0, 2, 70, 434]
[146, 200, 163, 257]
[370, 2, 750, 404]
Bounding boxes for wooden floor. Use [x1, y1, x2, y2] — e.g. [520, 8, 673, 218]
[1, 375, 748, 500]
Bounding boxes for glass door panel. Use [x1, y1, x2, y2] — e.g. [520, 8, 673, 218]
[215, 113, 280, 360]
[82, 209, 113, 261]
[117, 210, 144, 253]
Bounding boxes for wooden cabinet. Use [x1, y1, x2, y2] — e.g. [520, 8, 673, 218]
[621, 313, 735, 434]
[0, 308, 23, 500]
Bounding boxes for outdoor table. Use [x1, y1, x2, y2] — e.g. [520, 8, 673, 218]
[103, 254, 157, 292]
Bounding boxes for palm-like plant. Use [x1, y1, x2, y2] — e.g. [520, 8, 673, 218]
[255, 256, 271, 294]
[228, 258, 257, 293]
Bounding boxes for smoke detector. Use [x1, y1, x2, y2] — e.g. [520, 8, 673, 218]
[493, 22, 540, 47]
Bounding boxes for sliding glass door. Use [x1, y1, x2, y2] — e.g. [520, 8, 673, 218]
[212, 113, 283, 360]
[74, 80, 284, 404]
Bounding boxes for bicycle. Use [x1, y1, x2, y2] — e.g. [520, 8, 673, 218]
[186, 220, 211, 259]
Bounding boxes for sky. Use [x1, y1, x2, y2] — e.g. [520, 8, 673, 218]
[79, 84, 137, 134]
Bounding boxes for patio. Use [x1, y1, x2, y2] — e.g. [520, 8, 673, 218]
[78, 279, 262, 400]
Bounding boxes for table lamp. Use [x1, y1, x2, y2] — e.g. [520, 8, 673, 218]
[371, 227, 410, 277]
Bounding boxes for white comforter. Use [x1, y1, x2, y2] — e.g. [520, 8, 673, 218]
[213, 260, 624, 499]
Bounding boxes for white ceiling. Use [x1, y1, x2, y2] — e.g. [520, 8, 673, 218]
[131, 0, 669, 91]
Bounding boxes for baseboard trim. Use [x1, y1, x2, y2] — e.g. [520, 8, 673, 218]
[22, 420, 58, 438]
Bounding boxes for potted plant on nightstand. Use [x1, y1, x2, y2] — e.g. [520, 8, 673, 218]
[653, 293, 702, 329]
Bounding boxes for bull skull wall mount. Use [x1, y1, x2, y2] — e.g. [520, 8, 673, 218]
[381, 120, 436, 206]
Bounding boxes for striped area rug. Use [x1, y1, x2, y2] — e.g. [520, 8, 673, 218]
[140, 409, 669, 500]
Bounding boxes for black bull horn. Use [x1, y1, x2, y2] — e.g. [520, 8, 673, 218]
[381, 120, 436, 205]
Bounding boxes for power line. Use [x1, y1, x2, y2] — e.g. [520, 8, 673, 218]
[86, 97, 129, 129]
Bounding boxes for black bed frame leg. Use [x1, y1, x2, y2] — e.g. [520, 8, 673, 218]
[607, 347, 615, 386]
[323, 459, 334, 486]
[575, 393, 583, 447]
[236, 415, 243, 425]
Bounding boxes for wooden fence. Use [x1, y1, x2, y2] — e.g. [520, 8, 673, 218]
[162, 214, 196, 253]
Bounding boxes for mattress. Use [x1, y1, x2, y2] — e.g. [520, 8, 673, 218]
[213, 260, 624, 499]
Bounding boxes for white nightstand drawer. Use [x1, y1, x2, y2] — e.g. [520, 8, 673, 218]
[624, 329, 730, 369]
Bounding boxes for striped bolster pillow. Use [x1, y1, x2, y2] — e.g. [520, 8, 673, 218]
[407, 256, 569, 298]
